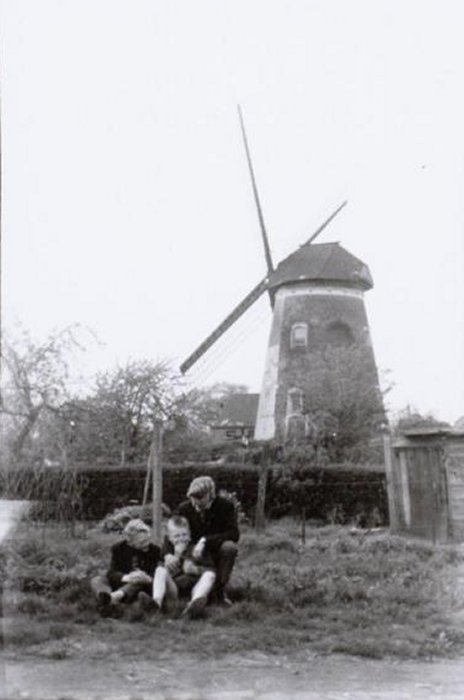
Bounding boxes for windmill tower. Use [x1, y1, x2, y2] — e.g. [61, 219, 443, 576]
[254, 240, 380, 442]
[181, 109, 382, 444]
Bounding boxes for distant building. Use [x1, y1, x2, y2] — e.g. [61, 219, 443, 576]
[454, 416, 464, 433]
[210, 393, 259, 444]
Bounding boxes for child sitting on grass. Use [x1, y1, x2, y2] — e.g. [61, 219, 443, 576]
[150, 515, 216, 618]
[91, 518, 160, 617]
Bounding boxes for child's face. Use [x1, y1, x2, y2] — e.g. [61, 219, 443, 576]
[189, 492, 213, 512]
[127, 530, 151, 551]
[167, 525, 190, 548]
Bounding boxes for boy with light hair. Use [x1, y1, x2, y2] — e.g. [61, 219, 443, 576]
[91, 518, 160, 617]
[151, 514, 216, 618]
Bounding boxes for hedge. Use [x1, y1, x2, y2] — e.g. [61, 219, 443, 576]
[0, 462, 388, 526]
[267, 464, 387, 526]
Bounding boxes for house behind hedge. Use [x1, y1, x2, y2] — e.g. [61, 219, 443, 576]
[210, 393, 259, 444]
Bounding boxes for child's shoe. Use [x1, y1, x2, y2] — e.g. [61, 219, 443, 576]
[97, 591, 113, 617]
[182, 595, 207, 619]
[137, 591, 160, 616]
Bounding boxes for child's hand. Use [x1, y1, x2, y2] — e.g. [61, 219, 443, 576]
[174, 541, 188, 556]
[164, 553, 181, 576]
[122, 569, 152, 584]
[183, 559, 200, 576]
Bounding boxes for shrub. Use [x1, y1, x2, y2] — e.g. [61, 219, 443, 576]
[100, 503, 171, 532]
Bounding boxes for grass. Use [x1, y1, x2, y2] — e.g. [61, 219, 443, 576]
[2, 517, 464, 661]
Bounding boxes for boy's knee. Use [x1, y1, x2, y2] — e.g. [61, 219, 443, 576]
[202, 569, 216, 580]
[219, 541, 238, 558]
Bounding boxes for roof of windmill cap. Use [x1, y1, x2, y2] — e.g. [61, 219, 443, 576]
[268, 242, 373, 291]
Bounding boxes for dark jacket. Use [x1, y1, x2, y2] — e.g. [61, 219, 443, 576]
[177, 496, 239, 556]
[106, 540, 160, 589]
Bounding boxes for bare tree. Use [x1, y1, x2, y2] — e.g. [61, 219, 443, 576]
[1, 325, 88, 464]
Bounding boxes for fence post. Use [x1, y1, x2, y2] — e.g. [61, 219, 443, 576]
[383, 428, 399, 533]
[255, 443, 270, 531]
[142, 442, 153, 507]
[151, 419, 164, 546]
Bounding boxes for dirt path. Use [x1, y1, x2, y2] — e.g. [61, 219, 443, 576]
[3, 650, 464, 699]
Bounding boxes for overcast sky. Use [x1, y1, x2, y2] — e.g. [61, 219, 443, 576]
[2, 0, 464, 424]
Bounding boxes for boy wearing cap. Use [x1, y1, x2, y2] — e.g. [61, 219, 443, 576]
[91, 518, 160, 617]
[177, 476, 239, 605]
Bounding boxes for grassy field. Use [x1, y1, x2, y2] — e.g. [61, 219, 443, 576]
[2, 517, 464, 661]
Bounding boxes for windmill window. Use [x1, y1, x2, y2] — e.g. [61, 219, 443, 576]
[287, 387, 304, 414]
[290, 323, 308, 348]
[325, 321, 353, 346]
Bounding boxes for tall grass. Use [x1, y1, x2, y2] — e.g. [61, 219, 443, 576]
[2, 518, 464, 660]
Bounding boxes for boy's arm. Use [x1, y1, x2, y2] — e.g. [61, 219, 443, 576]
[107, 543, 160, 586]
[145, 544, 161, 577]
[126, 544, 160, 581]
[204, 500, 239, 551]
[164, 553, 182, 576]
[160, 536, 182, 575]
[106, 543, 126, 588]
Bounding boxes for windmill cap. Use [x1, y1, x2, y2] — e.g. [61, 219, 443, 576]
[268, 242, 373, 291]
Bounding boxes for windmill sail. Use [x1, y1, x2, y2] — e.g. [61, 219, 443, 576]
[180, 203, 349, 375]
[180, 277, 269, 374]
[238, 106, 275, 309]
[305, 200, 348, 245]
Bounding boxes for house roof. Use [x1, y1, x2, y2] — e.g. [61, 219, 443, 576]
[268, 242, 373, 291]
[401, 427, 452, 437]
[213, 393, 260, 427]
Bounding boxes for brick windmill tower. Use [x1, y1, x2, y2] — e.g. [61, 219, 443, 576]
[181, 109, 382, 445]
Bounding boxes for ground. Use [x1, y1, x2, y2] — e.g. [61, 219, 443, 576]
[4, 647, 464, 699]
[2, 501, 464, 699]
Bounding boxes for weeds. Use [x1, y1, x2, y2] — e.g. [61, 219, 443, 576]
[2, 519, 464, 660]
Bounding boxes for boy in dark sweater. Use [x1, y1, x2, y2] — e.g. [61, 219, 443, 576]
[91, 519, 160, 617]
[177, 476, 239, 605]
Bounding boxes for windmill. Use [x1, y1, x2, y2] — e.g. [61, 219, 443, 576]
[180, 108, 382, 444]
